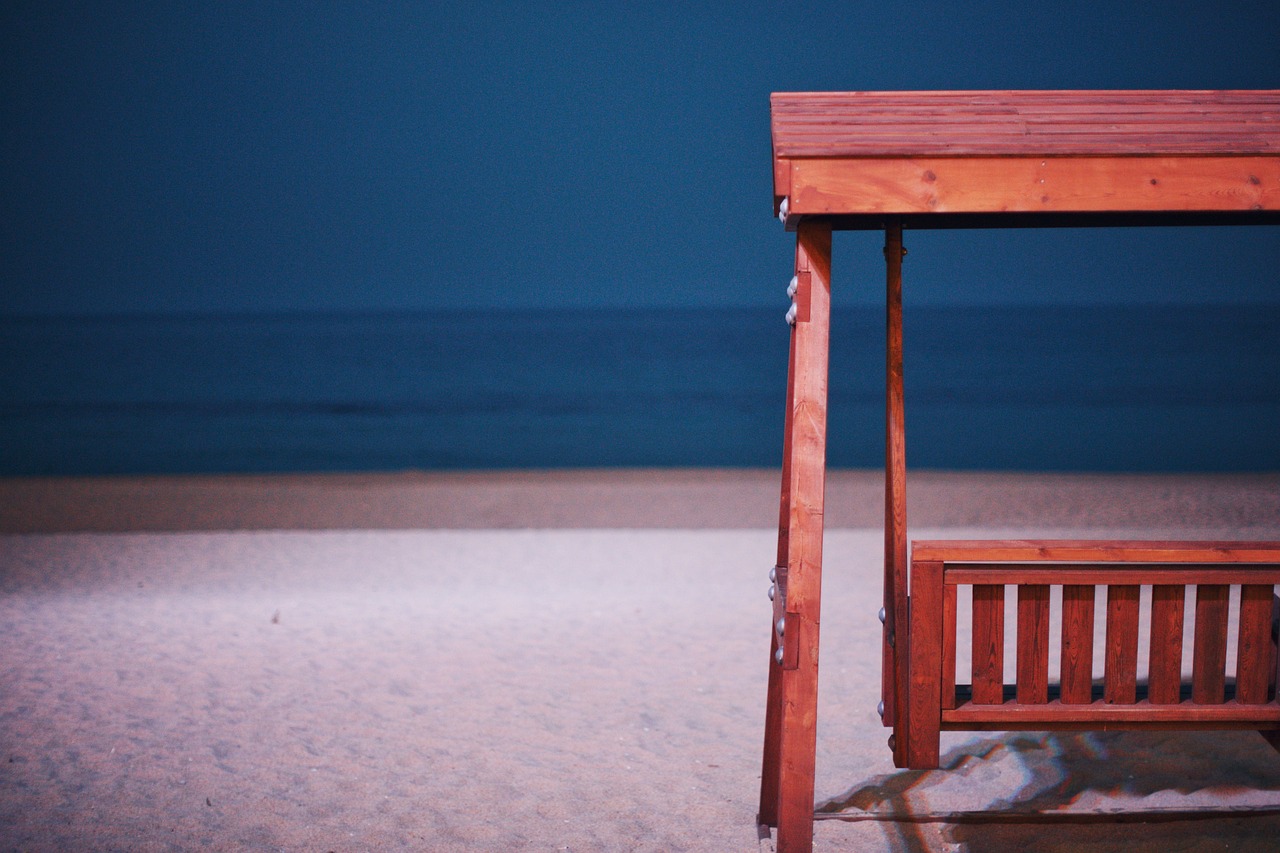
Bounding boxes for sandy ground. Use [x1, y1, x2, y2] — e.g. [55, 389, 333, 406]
[1, 469, 1279, 852]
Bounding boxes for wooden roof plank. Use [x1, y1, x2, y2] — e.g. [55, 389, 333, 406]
[771, 90, 1280, 223]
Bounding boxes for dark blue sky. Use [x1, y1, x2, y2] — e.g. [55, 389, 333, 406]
[3, 2, 1278, 314]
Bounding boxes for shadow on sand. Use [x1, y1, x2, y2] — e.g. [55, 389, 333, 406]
[817, 729, 1280, 853]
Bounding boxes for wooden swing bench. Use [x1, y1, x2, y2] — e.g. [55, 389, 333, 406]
[756, 90, 1280, 853]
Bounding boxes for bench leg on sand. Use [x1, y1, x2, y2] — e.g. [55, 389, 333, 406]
[758, 221, 832, 853]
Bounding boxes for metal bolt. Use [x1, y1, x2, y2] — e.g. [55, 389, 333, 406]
[776, 616, 785, 636]
[785, 303, 797, 326]
[778, 197, 789, 222]
[877, 700, 885, 718]
[775, 646, 784, 664]
[769, 566, 777, 583]
[787, 275, 798, 299]
[887, 735, 896, 752]
[768, 584, 775, 602]
[878, 606, 886, 624]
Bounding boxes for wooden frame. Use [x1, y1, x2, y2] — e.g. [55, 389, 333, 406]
[757, 91, 1280, 853]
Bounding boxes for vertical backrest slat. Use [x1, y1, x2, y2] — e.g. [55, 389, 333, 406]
[971, 584, 1005, 704]
[1148, 585, 1187, 705]
[942, 583, 958, 710]
[1017, 585, 1050, 703]
[1104, 585, 1141, 704]
[1060, 584, 1096, 704]
[1235, 584, 1276, 705]
[1192, 584, 1231, 704]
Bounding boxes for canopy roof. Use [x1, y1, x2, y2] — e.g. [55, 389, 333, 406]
[771, 90, 1280, 229]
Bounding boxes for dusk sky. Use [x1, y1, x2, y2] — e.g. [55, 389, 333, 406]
[3, 2, 1279, 314]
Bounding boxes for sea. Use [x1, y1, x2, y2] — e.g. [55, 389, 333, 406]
[2, 305, 1278, 476]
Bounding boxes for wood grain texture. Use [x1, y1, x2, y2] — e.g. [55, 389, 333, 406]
[942, 582, 957, 711]
[1192, 585, 1231, 705]
[772, 91, 1280, 158]
[1017, 585, 1051, 704]
[772, 220, 832, 853]
[1060, 585, 1096, 705]
[913, 540, 1280, 563]
[788, 156, 1280, 218]
[970, 585, 1005, 705]
[1148, 585, 1187, 705]
[944, 700, 1280, 726]
[883, 222, 907, 731]
[1235, 584, 1276, 705]
[1104, 586, 1141, 705]
[907, 560, 944, 769]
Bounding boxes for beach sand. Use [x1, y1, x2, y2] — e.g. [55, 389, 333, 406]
[1, 469, 1279, 851]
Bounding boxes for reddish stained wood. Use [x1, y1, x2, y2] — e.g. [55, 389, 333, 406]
[788, 156, 1280, 218]
[914, 540, 1280, 563]
[943, 699, 1280, 726]
[948, 565, 1280, 586]
[907, 560, 944, 769]
[1148, 586, 1187, 705]
[1235, 585, 1276, 705]
[971, 585, 1005, 705]
[771, 90, 1280, 160]
[1192, 585, 1231, 705]
[942, 583, 957, 711]
[758, 628, 784, 828]
[1059, 585, 1096, 705]
[883, 221, 908, 730]
[1017, 585, 1051, 704]
[1104, 586, 1141, 705]
[772, 220, 833, 853]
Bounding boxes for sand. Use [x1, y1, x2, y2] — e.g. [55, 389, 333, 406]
[1, 469, 1279, 852]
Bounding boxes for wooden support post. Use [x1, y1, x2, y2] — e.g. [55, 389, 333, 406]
[884, 221, 908, 759]
[765, 219, 832, 853]
[907, 559, 944, 769]
[758, 281, 801, 830]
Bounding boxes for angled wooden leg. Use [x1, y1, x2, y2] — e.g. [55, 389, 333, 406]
[758, 324, 798, 830]
[770, 220, 833, 853]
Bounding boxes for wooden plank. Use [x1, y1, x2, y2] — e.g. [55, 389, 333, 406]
[1192, 585, 1231, 705]
[773, 220, 832, 853]
[788, 156, 1280, 218]
[1017, 585, 1051, 704]
[1104, 586, 1141, 705]
[942, 583, 957, 711]
[912, 540, 1280, 563]
[1059, 585, 1096, 705]
[943, 699, 1280, 726]
[907, 560, 944, 769]
[1235, 584, 1276, 705]
[949, 566, 1280, 586]
[770, 91, 1280, 164]
[757, 628, 784, 828]
[883, 222, 907, 731]
[1148, 586, 1187, 705]
[970, 585, 1005, 705]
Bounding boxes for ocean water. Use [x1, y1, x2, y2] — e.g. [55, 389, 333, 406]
[2, 305, 1278, 475]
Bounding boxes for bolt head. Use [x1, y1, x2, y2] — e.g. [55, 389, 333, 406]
[774, 646, 784, 664]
